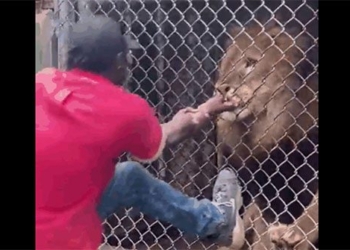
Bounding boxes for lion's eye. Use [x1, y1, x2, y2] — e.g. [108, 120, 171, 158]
[246, 58, 258, 68]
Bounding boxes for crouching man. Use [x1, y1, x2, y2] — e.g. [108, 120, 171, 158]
[36, 16, 242, 250]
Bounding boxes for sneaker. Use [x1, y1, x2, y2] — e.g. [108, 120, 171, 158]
[210, 168, 242, 246]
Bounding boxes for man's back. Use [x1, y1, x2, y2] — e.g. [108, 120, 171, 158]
[35, 68, 163, 249]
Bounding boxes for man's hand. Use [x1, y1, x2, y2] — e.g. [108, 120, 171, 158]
[170, 108, 200, 128]
[198, 94, 241, 116]
[181, 94, 240, 124]
[162, 108, 201, 146]
[162, 93, 240, 146]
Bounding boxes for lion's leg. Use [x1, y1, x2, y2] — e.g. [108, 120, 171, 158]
[293, 191, 319, 249]
[241, 201, 273, 250]
[268, 190, 318, 250]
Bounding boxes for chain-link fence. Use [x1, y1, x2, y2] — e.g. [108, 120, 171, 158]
[40, 0, 318, 249]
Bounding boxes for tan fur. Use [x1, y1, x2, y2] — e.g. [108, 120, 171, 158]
[216, 23, 318, 158]
[215, 22, 318, 250]
[215, 201, 272, 250]
[236, 194, 318, 250]
[268, 191, 318, 250]
[243, 202, 272, 250]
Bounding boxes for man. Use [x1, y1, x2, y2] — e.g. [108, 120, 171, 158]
[36, 16, 242, 250]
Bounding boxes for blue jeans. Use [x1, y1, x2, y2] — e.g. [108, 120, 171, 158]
[97, 161, 225, 238]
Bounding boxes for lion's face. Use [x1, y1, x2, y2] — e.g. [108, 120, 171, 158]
[215, 25, 304, 123]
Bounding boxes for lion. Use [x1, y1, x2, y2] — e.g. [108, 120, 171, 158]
[214, 20, 318, 250]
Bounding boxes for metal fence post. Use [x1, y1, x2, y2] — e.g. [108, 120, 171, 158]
[56, 0, 76, 69]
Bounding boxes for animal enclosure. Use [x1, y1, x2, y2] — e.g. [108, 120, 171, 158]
[38, 0, 319, 249]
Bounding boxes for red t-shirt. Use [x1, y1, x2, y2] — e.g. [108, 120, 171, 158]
[35, 68, 165, 250]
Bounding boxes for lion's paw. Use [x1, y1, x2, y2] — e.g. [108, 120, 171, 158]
[268, 224, 304, 249]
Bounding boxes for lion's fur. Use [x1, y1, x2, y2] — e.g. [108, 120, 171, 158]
[216, 22, 318, 159]
[215, 21, 318, 250]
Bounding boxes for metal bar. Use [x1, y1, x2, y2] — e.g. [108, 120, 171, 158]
[56, 0, 76, 69]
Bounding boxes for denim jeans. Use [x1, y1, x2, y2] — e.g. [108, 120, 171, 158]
[97, 161, 225, 238]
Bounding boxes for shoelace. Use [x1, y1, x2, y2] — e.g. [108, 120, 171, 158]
[214, 189, 228, 202]
[212, 201, 234, 208]
[212, 199, 235, 216]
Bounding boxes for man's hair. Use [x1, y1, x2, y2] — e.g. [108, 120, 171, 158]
[67, 16, 128, 73]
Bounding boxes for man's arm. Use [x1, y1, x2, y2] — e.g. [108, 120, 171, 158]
[162, 94, 239, 146]
[161, 110, 210, 146]
[123, 93, 237, 162]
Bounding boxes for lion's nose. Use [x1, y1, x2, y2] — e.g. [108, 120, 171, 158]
[216, 84, 233, 96]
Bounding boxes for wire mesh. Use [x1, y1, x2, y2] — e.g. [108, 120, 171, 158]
[50, 0, 319, 249]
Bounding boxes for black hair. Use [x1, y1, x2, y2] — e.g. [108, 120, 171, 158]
[66, 16, 128, 73]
